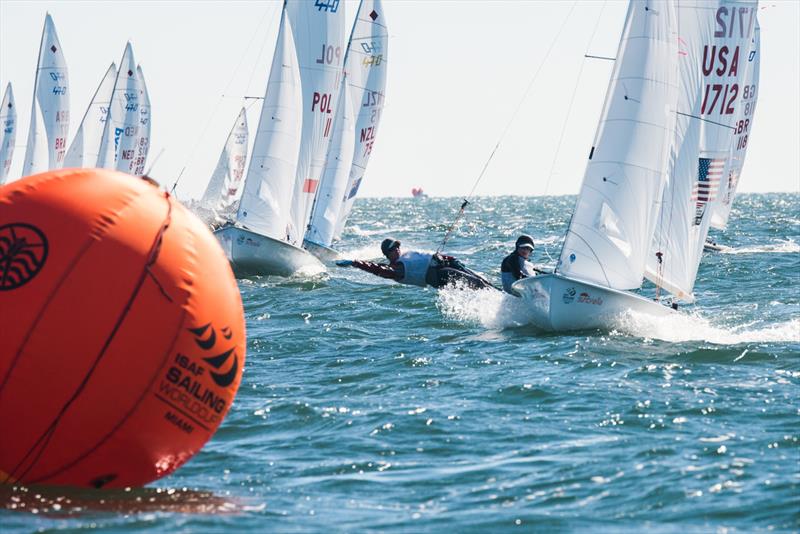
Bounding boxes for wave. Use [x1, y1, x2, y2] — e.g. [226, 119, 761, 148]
[437, 284, 799, 345]
[612, 312, 799, 345]
[720, 238, 800, 255]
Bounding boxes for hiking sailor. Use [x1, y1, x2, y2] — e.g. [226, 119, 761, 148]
[500, 235, 537, 294]
[337, 238, 495, 290]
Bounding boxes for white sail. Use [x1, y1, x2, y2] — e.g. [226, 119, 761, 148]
[202, 107, 249, 210]
[557, 1, 679, 290]
[98, 42, 141, 172]
[236, 8, 303, 243]
[333, 0, 389, 241]
[22, 13, 69, 177]
[645, 1, 758, 301]
[286, 0, 347, 239]
[306, 78, 355, 247]
[0, 83, 16, 184]
[64, 62, 116, 168]
[132, 65, 151, 176]
[710, 19, 760, 230]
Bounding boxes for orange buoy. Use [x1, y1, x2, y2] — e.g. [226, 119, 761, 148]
[0, 168, 246, 488]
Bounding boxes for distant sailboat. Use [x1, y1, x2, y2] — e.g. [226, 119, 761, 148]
[201, 107, 249, 214]
[304, 0, 389, 258]
[515, 0, 759, 331]
[21, 13, 69, 178]
[0, 83, 16, 184]
[214, 3, 325, 277]
[98, 42, 142, 172]
[132, 65, 151, 176]
[64, 63, 116, 168]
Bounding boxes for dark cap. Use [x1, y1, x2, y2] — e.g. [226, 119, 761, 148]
[381, 238, 401, 255]
[515, 234, 534, 250]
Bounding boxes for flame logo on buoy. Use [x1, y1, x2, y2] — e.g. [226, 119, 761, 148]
[188, 323, 239, 388]
[0, 223, 48, 291]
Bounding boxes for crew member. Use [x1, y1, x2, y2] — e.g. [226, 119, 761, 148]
[337, 238, 494, 290]
[501, 234, 537, 294]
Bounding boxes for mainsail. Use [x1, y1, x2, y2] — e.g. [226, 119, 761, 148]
[64, 63, 116, 168]
[286, 0, 347, 238]
[236, 7, 303, 243]
[202, 107, 249, 211]
[0, 83, 16, 184]
[645, 0, 759, 301]
[98, 42, 141, 172]
[333, 0, 389, 242]
[133, 65, 151, 176]
[21, 13, 69, 177]
[557, 1, 679, 290]
[710, 19, 760, 230]
[306, 78, 355, 247]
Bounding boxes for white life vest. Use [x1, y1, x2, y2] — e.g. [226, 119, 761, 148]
[397, 251, 432, 287]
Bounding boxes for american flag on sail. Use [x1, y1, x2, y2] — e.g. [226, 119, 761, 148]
[693, 156, 725, 225]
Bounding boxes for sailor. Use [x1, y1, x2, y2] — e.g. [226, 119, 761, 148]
[337, 238, 495, 290]
[500, 235, 537, 294]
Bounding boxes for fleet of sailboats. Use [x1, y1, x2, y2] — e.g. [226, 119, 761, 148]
[214, 0, 388, 277]
[513, 0, 761, 331]
[2, 14, 152, 183]
[2, 3, 769, 329]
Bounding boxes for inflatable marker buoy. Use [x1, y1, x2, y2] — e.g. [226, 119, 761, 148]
[0, 169, 246, 488]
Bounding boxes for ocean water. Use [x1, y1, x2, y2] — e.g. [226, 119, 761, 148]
[2, 193, 798, 531]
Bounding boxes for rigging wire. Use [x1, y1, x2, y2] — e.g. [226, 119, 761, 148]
[170, 2, 279, 197]
[436, 1, 579, 252]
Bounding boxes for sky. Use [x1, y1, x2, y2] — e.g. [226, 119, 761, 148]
[1, 0, 798, 199]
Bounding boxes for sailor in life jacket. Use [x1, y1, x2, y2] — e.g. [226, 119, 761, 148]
[338, 238, 494, 290]
[500, 234, 537, 294]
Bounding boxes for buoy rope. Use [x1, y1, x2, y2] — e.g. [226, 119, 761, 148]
[436, 1, 578, 251]
[4, 196, 173, 484]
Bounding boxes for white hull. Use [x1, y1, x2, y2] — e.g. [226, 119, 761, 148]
[214, 226, 323, 277]
[302, 239, 341, 262]
[512, 273, 674, 332]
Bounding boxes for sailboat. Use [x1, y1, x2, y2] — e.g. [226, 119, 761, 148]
[64, 63, 116, 168]
[200, 107, 249, 216]
[214, 2, 334, 276]
[705, 19, 761, 249]
[97, 42, 144, 173]
[0, 83, 16, 184]
[514, 0, 759, 331]
[21, 13, 69, 178]
[304, 0, 389, 258]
